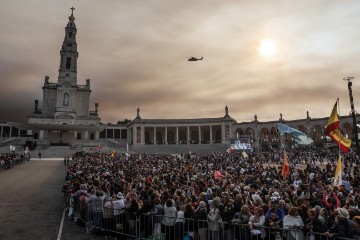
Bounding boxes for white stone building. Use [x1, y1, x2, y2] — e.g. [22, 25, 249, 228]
[11, 8, 104, 146]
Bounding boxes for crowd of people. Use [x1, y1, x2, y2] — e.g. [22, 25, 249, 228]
[0, 152, 28, 170]
[62, 147, 360, 240]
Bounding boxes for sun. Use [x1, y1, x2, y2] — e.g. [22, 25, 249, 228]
[259, 39, 277, 57]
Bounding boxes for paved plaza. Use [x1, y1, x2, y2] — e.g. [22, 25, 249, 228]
[0, 156, 108, 240]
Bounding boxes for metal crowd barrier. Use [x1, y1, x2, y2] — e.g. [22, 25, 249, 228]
[66, 202, 355, 240]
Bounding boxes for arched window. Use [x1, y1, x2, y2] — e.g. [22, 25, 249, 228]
[66, 57, 71, 69]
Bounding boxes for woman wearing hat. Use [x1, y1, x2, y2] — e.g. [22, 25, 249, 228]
[112, 192, 126, 234]
[324, 208, 351, 239]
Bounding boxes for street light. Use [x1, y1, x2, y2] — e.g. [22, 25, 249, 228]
[343, 77, 360, 154]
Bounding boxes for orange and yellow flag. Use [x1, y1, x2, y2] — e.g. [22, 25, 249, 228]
[281, 149, 289, 179]
[325, 101, 351, 153]
[334, 154, 343, 186]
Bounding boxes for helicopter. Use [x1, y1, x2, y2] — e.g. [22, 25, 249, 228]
[187, 56, 203, 61]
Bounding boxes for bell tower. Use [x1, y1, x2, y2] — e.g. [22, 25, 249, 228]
[58, 7, 78, 86]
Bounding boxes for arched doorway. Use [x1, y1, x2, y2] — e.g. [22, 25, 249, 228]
[203, 131, 210, 143]
[191, 131, 199, 143]
[156, 132, 163, 144]
[179, 131, 186, 144]
[167, 132, 175, 144]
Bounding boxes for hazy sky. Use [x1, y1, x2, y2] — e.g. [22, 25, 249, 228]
[1, 0, 360, 124]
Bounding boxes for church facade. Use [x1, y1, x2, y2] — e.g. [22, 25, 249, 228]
[10, 8, 104, 146]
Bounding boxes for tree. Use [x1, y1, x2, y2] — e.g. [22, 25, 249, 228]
[117, 119, 131, 124]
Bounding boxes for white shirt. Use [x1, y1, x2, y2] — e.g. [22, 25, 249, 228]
[113, 198, 125, 215]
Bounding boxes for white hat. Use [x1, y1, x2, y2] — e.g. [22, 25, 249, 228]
[117, 192, 124, 199]
[272, 192, 280, 198]
[337, 208, 350, 219]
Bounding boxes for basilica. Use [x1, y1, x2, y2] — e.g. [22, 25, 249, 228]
[1, 9, 359, 152]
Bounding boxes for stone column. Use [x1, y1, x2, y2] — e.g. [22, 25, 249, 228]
[154, 126, 157, 145]
[221, 123, 225, 143]
[74, 131, 77, 140]
[228, 123, 233, 139]
[127, 128, 131, 144]
[113, 129, 115, 139]
[198, 126, 202, 144]
[9, 126, 12, 138]
[133, 126, 137, 144]
[105, 127, 108, 139]
[95, 131, 99, 140]
[176, 126, 179, 144]
[84, 131, 89, 140]
[187, 126, 190, 144]
[141, 124, 145, 144]
[209, 125, 213, 143]
[165, 126, 168, 144]
[0, 126, 3, 139]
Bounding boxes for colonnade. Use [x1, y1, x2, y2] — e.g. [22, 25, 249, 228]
[129, 122, 233, 145]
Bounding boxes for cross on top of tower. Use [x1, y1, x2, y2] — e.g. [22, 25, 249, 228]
[70, 7, 75, 16]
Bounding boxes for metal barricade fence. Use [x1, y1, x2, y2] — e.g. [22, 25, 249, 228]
[305, 230, 354, 240]
[67, 206, 356, 240]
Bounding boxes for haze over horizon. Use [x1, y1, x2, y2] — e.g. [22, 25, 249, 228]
[1, 0, 359, 124]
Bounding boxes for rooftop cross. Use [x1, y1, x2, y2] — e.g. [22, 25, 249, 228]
[70, 6, 75, 16]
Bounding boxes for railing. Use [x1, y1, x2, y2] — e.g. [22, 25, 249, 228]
[78, 85, 90, 90]
[44, 82, 58, 88]
[63, 201, 356, 240]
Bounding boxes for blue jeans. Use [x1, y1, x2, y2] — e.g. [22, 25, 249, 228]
[92, 212, 102, 228]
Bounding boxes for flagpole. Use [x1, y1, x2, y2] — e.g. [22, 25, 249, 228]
[337, 98, 341, 156]
[336, 98, 342, 186]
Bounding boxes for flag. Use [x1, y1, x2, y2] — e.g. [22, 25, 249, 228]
[281, 149, 289, 179]
[325, 101, 352, 153]
[96, 144, 102, 151]
[242, 151, 248, 159]
[275, 123, 313, 145]
[334, 154, 343, 186]
[214, 170, 224, 180]
[226, 147, 233, 153]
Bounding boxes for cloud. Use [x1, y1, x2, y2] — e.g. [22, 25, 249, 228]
[1, 1, 360, 124]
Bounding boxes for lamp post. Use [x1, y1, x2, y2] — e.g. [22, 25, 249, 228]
[344, 77, 360, 154]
